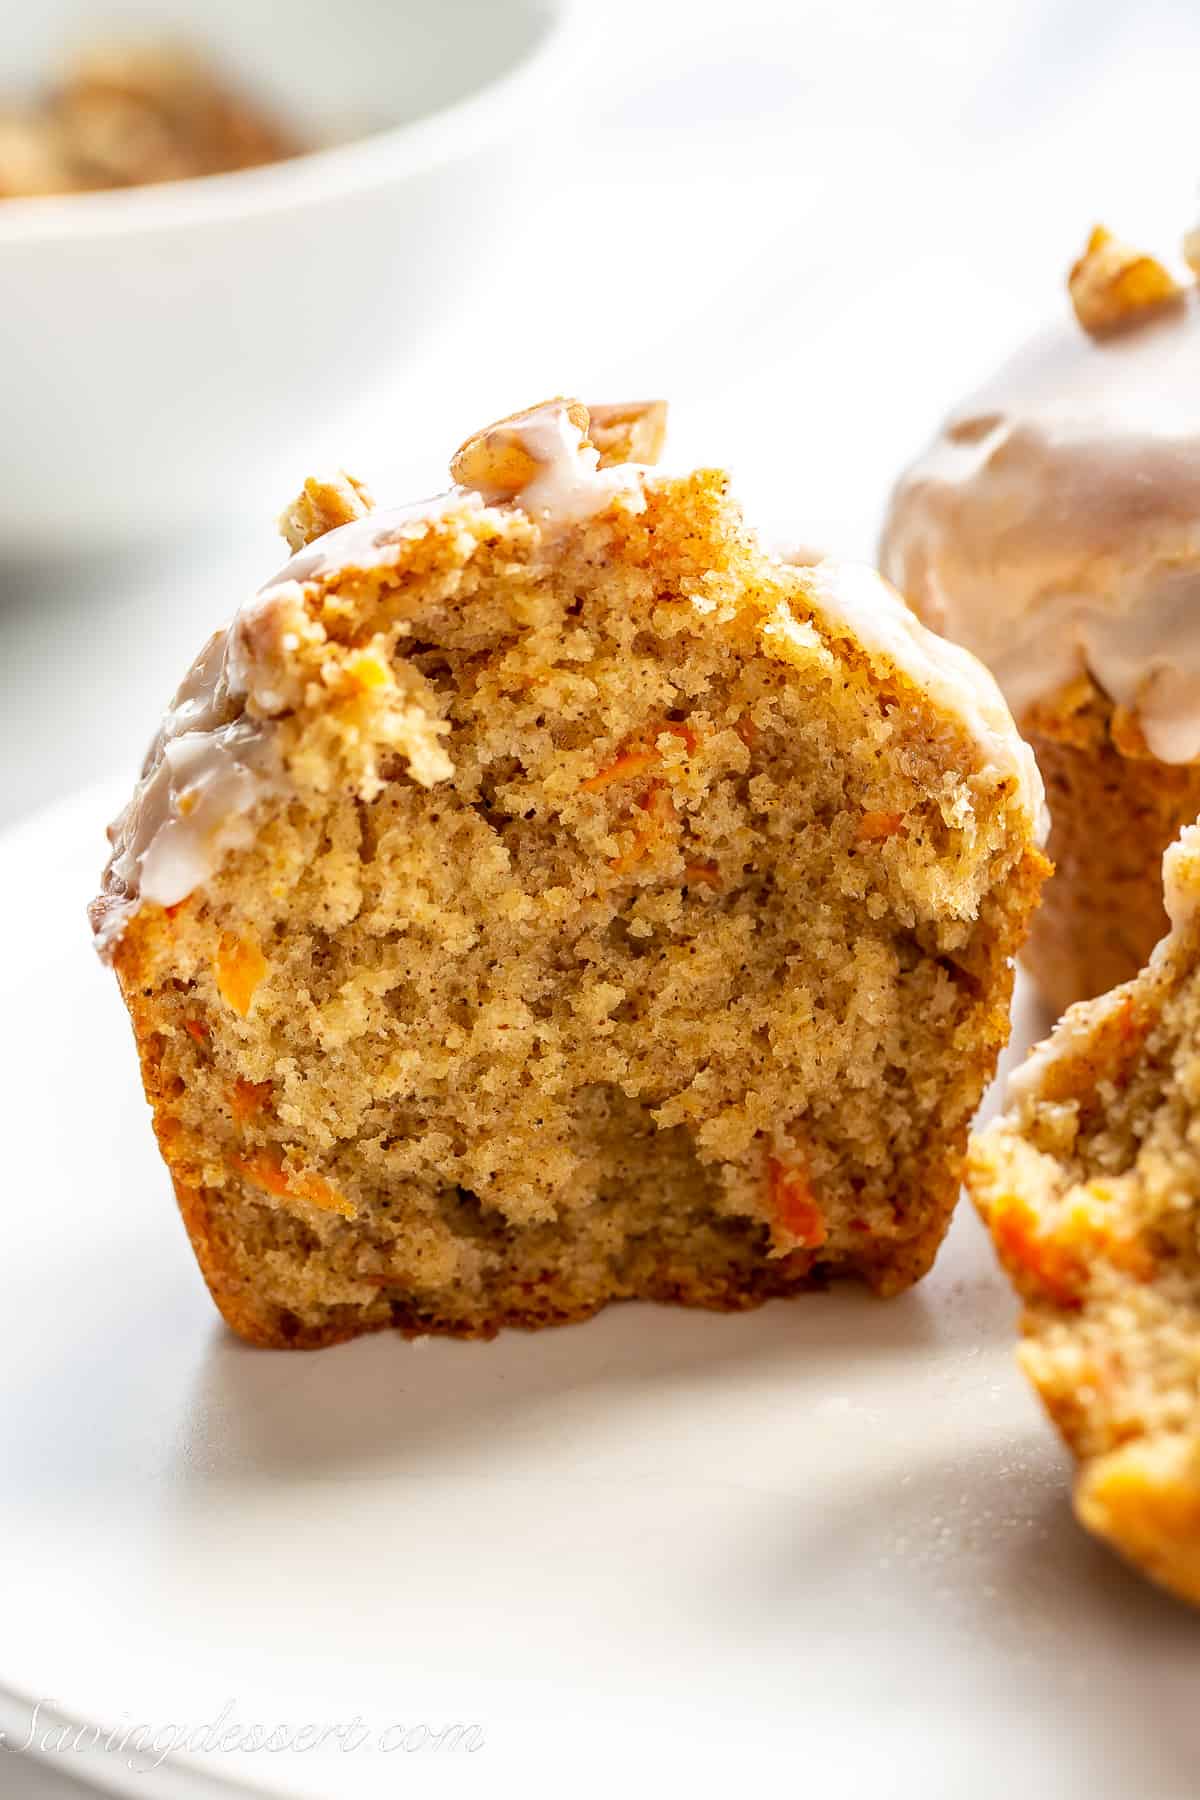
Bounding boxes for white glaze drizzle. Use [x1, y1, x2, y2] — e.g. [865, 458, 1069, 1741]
[91, 622, 282, 959]
[881, 292, 1200, 763]
[94, 406, 1043, 960]
[466, 401, 646, 520]
[91, 406, 648, 959]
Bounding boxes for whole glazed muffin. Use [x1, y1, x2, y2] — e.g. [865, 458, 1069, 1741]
[881, 226, 1200, 1016]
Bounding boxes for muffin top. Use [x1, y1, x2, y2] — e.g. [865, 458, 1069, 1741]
[880, 229, 1200, 763]
[93, 397, 1044, 961]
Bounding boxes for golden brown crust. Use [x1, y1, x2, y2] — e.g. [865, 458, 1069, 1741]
[1020, 686, 1200, 1014]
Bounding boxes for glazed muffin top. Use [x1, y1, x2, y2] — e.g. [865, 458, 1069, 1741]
[880, 228, 1200, 764]
[92, 396, 1045, 962]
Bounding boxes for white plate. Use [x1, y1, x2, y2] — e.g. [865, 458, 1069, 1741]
[2, 786, 1199, 1800]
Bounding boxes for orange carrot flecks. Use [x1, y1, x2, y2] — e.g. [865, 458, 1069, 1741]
[215, 932, 269, 1017]
[184, 1018, 209, 1044]
[230, 1078, 273, 1122]
[233, 1149, 355, 1219]
[768, 1156, 827, 1249]
[582, 719, 700, 792]
[660, 720, 699, 754]
[856, 810, 905, 843]
[989, 1196, 1087, 1308]
[683, 861, 721, 890]
[1115, 996, 1145, 1047]
[581, 748, 661, 792]
[609, 782, 676, 874]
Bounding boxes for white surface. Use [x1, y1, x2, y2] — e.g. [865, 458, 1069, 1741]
[0, 0, 573, 549]
[1, 789, 1199, 1800]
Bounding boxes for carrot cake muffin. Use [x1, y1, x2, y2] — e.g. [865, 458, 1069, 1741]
[971, 823, 1200, 1605]
[881, 225, 1200, 1016]
[91, 398, 1047, 1348]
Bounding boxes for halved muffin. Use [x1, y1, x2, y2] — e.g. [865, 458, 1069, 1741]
[971, 823, 1200, 1604]
[93, 398, 1046, 1346]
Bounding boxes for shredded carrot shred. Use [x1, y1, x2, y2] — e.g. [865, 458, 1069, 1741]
[581, 748, 661, 792]
[215, 932, 268, 1017]
[734, 715, 758, 750]
[184, 1018, 209, 1044]
[661, 720, 699, 753]
[609, 782, 676, 874]
[233, 1149, 355, 1219]
[230, 1078, 273, 1123]
[1116, 997, 1142, 1045]
[684, 861, 721, 889]
[768, 1157, 827, 1249]
[581, 719, 700, 792]
[856, 810, 905, 842]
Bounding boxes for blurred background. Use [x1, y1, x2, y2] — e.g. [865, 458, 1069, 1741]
[1, 0, 1198, 826]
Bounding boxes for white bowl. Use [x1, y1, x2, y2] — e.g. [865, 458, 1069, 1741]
[0, 0, 575, 552]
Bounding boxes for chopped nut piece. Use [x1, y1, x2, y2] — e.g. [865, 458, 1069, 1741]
[585, 400, 668, 467]
[450, 398, 590, 500]
[1068, 225, 1182, 336]
[278, 471, 375, 552]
